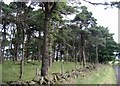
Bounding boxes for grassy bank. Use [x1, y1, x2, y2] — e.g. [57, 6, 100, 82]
[1, 61, 117, 84]
[76, 64, 116, 84]
[0, 64, 2, 83]
[2, 60, 81, 83]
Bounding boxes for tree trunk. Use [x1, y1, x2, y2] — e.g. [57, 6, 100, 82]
[82, 46, 86, 67]
[81, 33, 86, 67]
[1, 24, 6, 62]
[56, 43, 60, 61]
[0, 2, 1, 63]
[78, 35, 82, 64]
[38, 31, 41, 62]
[13, 26, 21, 61]
[10, 27, 13, 60]
[19, 59, 23, 79]
[49, 54, 52, 67]
[0, 26, 3, 63]
[22, 25, 25, 65]
[75, 50, 77, 64]
[49, 41, 53, 67]
[14, 41, 18, 61]
[25, 30, 31, 61]
[53, 43, 56, 62]
[0, 37, 2, 63]
[41, 2, 56, 77]
[56, 49, 59, 61]
[95, 45, 99, 63]
[41, 5, 49, 77]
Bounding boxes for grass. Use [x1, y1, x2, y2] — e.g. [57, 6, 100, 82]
[2, 60, 81, 83]
[76, 64, 116, 84]
[49, 61, 81, 74]
[2, 60, 41, 82]
[0, 63, 2, 83]
[2, 61, 117, 84]
[101, 66, 116, 84]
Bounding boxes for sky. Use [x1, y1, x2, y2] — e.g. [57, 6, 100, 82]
[80, 0, 118, 43]
[3, 0, 119, 43]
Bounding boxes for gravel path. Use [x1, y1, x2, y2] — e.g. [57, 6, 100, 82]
[114, 64, 120, 85]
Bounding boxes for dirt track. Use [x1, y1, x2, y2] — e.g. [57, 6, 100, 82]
[114, 64, 120, 85]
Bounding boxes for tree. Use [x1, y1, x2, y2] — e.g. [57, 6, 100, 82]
[71, 6, 96, 66]
[40, 2, 57, 77]
[87, 26, 106, 63]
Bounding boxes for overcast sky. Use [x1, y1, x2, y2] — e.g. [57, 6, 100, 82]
[3, 0, 119, 43]
[80, 0, 118, 43]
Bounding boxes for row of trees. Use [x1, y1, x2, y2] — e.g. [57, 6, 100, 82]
[0, 1, 120, 78]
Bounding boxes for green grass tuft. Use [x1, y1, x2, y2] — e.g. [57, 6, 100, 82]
[76, 64, 116, 84]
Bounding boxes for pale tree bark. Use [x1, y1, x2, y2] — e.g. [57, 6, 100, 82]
[81, 33, 86, 67]
[82, 46, 86, 67]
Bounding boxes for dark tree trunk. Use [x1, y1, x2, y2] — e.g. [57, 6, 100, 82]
[25, 30, 31, 61]
[81, 34, 86, 67]
[1, 24, 7, 62]
[79, 33, 86, 67]
[0, 0, 2, 63]
[56, 43, 60, 61]
[0, 39, 2, 63]
[74, 39, 77, 63]
[41, 4, 49, 77]
[56, 49, 59, 61]
[38, 31, 41, 62]
[64, 43, 67, 62]
[78, 35, 82, 63]
[22, 25, 25, 64]
[48, 39, 53, 67]
[10, 27, 13, 60]
[13, 26, 21, 61]
[82, 46, 86, 67]
[0, 38, 2, 63]
[41, 2, 56, 77]
[19, 59, 23, 79]
[14, 42, 18, 61]
[95, 45, 99, 63]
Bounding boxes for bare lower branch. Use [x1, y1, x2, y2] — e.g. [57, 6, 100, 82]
[82, 0, 109, 5]
[82, 0, 120, 8]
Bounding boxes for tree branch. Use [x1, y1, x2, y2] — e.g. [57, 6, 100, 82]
[82, 0, 120, 8]
[49, 2, 57, 14]
[82, 0, 110, 5]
